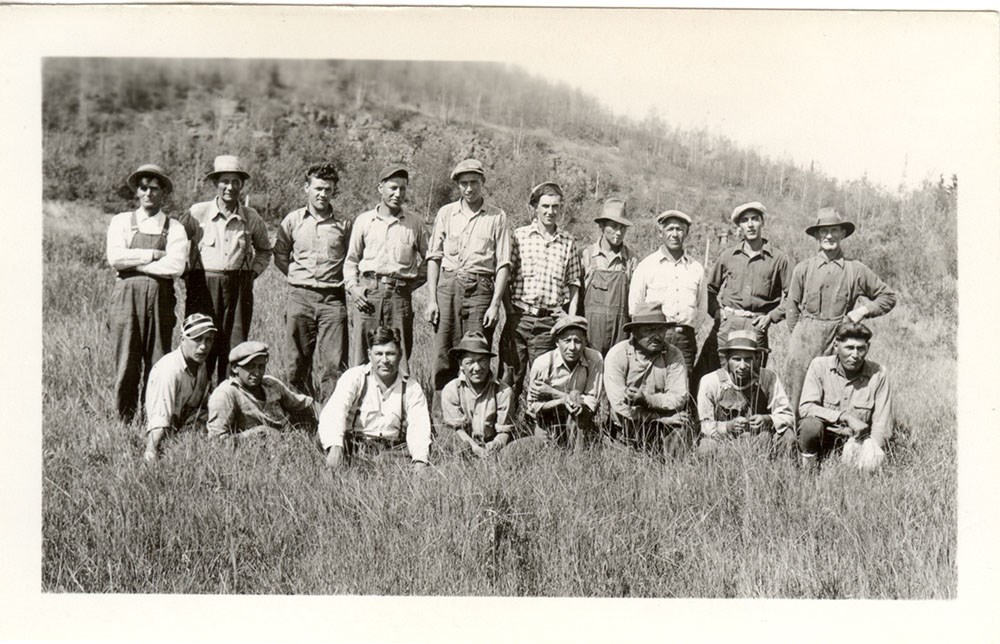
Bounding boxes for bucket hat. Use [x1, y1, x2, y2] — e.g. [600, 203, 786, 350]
[448, 331, 495, 360]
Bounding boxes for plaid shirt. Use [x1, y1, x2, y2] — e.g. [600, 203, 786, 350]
[509, 221, 581, 310]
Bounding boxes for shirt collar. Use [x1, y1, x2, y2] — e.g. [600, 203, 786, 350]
[529, 219, 561, 241]
[552, 347, 591, 373]
[656, 248, 690, 265]
[734, 238, 772, 257]
[460, 198, 486, 218]
[816, 250, 845, 266]
[375, 203, 405, 221]
[135, 207, 163, 221]
[832, 358, 869, 381]
[592, 239, 626, 261]
[363, 363, 407, 390]
[213, 197, 243, 221]
[305, 204, 335, 221]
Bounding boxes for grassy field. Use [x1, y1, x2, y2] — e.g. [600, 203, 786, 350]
[40, 199, 955, 598]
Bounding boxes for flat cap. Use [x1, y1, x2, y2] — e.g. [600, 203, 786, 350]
[731, 201, 766, 224]
[528, 181, 564, 207]
[450, 159, 485, 181]
[549, 314, 589, 338]
[228, 340, 269, 366]
[656, 209, 692, 226]
[378, 164, 410, 183]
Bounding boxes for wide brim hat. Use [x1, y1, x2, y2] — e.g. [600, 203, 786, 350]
[448, 331, 495, 359]
[656, 209, 692, 226]
[622, 302, 673, 334]
[528, 181, 564, 206]
[594, 197, 632, 227]
[204, 155, 250, 183]
[450, 159, 485, 181]
[378, 163, 410, 183]
[721, 330, 769, 354]
[229, 340, 270, 366]
[805, 207, 855, 238]
[549, 315, 589, 338]
[127, 163, 173, 194]
[731, 201, 766, 224]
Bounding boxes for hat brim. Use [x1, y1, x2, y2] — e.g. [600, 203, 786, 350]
[731, 207, 765, 223]
[594, 214, 633, 227]
[721, 345, 770, 354]
[806, 222, 855, 238]
[656, 215, 692, 226]
[451, 169, 485, 181]
[233, 351, 269, 365]
[449, 347, 496, 359]
[127, 171, 173, 194]
[205, 170, 251, 183]
[623, 319, 674, 334]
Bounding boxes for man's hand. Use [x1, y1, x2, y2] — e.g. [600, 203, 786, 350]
[485, 433, 511, 453]
[424, 300, 440, 328]
[351, 286, 374, 314]
[729, 416, 749, 434]
[470, 444, 489, 459]
[845, 307, 867, 324]
[752, 315, 772, 332]
[324, 445, 344, 469]
[624, 386, 644, 406]
[564, 391, 583, 416]
[748, 414, 773, 434]
[412, 461, 429, 473]
[150, 249, 167, 260]
[483, 302, 500, 328]
[841, 412, 868, 437]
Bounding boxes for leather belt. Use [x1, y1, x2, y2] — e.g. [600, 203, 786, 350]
[514, 303, 554, 317]
[722, 306, 757, 319]
[362, 272, 409, 288]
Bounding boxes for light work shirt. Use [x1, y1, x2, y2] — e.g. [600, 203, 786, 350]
[185, 199, 272, 274]
[628, 249, 707, 328]
[317, 364, 431, 463]
[427, 199, 511, 275]
[207, 375, 314, 437]
[106, 208, 189, 278]
[440, 373, 512, 442]
[273, 206, 353, 288]
[799, 355, 893, 447]
[509, 221, 581, 310]
[603, 339, 688, 423]
[526, 346, 603, 417]
[343, 205, 428, 288]
[144, 348, 210, 432]
[697, 368, 793, 438]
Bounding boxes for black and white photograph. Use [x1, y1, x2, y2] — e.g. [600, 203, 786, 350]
[1, 3, 998, 642]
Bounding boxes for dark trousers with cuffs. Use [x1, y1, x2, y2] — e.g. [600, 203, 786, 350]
[499, 309, 557, 422]
[433, 270, 495, 390]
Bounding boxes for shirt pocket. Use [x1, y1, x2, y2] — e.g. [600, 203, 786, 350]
[850, 400, 874, 426]
[321, 225, 346, 262]
[443, 234, 462, 258]
[392, 229, 416, 266]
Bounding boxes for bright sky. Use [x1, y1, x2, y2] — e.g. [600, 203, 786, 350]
[501, 10, 992, 190]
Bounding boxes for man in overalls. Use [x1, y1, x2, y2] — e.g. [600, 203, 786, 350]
[784, 207, 896, 417]
[182, 155, 272, 383]
[106, 164, 189, 422]
[696, 330, 795, 456]
[579, 196, 637, 356]
[424, 159, 511, 404]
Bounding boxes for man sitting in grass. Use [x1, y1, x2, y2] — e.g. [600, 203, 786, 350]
[206, 341, 319, 442]
[603, 302, 692, 457]
[797, 321, 893, 472]
[696, 330, 795, 455]
[437, 331, 514, 459]
[525, 315, 603, 451]
[143, 313, 217, 462]
[318, 326, 431, 470]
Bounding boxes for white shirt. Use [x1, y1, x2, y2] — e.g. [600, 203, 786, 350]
[628, 248, 707, 329]
[106, 208, 189, 278]
[145, 349, 210, 432]
[318, 364, 431, 463]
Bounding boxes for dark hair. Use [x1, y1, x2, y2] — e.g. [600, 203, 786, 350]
[305, 163, 339, 184]
[366, 326, 401, 351]
[529, 185, 563, 207]
[835, 321, 873, 343]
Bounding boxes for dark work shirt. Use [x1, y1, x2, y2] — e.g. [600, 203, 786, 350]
[707, 239, 792, 322]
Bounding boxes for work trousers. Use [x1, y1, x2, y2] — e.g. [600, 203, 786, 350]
[784, 317, 841, 420]
[202, 270, 255, 383]
[610, 413, 693, 459]
[433, 270, 495, 390]
[182, 269, 212, 318]
[796, 416, 849, 459]
[698, 428, 798, 457]
[531, 406, 595, 450]
[286, 285, 348, 403]
[350, 277, 413, 369]
[663, 324, 699, 403]
[499, 309, 557, 418]
[110, 276, 176, 421]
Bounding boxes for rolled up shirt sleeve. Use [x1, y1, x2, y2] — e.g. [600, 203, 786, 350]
[869, 369, 894, 447]
[145, 370, 180, 433]
[580, 351, 604, 413]
[317, 369, 364, 451]
[493, 215, 512, 272]
[798, 358, 841, 423]
[525, 355, 548, 418]
[768, 374, 794, 434]
[206, 386, 237, 438]
[404, 381, 432, 463]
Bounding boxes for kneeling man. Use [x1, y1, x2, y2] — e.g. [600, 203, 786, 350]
[797, 321, 893, 471]
[318, 326, 431, 470]
[526, 315, 603, 451]
[697, 330, 794, 455]
[143, 313, 217, 462]
[207, 341, 319, 441]
[439, 331, 514, 458]
[604, 302, 692, 456]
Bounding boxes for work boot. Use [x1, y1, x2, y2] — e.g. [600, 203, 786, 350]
[800, 452, 820, 473]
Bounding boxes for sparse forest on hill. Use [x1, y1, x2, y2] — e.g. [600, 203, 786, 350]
[41, 58, 956, 597]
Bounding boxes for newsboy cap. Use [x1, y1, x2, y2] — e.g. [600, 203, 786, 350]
[181, 313, 218, 339]
[656, 209, 692, 226]
[528, 181, 564, 207]
[127, 163, 174, 194]
[378, 164, 410, 183]
[549, 315, 589, 338]
[731, 201, 766, 224]
[205, 155, 250, 183]
[228, 341, 270, 366]
[450, 159, 486, 181]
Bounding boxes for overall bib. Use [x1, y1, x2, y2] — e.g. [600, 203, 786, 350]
[582, 266, 629, 356]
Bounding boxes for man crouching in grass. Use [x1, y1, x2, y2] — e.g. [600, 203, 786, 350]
[696, 330, 795, 456]
[143, 313, 217, 462]
[206, 341, 320, 443]
[525, 315, 603, 451]
[797, 321, 893, 472]
[318, 326, 431, 471]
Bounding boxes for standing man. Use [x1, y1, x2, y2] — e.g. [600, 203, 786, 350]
[500, 181, 582, 410]
[273, 163, 352, 402]
[106, 163, 189, 422]
[695, 201, 792, 377]
[183, 155, 272, 383]
[784, 207, 896, 415]
[579, 196, 637, 356]
[603, 303, 692, 457]
[696, 330, 795, 456]
[143, 313, 217, 461]
[344, 164, 428, 368]
[797, 321, 893, 472]
[425, 159, 511, 395]
[628, 209, 707, 387]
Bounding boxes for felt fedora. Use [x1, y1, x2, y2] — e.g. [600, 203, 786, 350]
[205, 155, 250, 183]
[622, 302, 673, 334]
[448, 331, 495, 359]
[805, 207, 855, 238]
[127, 163, 173, 194]
[594, 197, 632, 227]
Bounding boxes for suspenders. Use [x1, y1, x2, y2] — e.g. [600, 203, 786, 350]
[350, 374, 408, 443]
